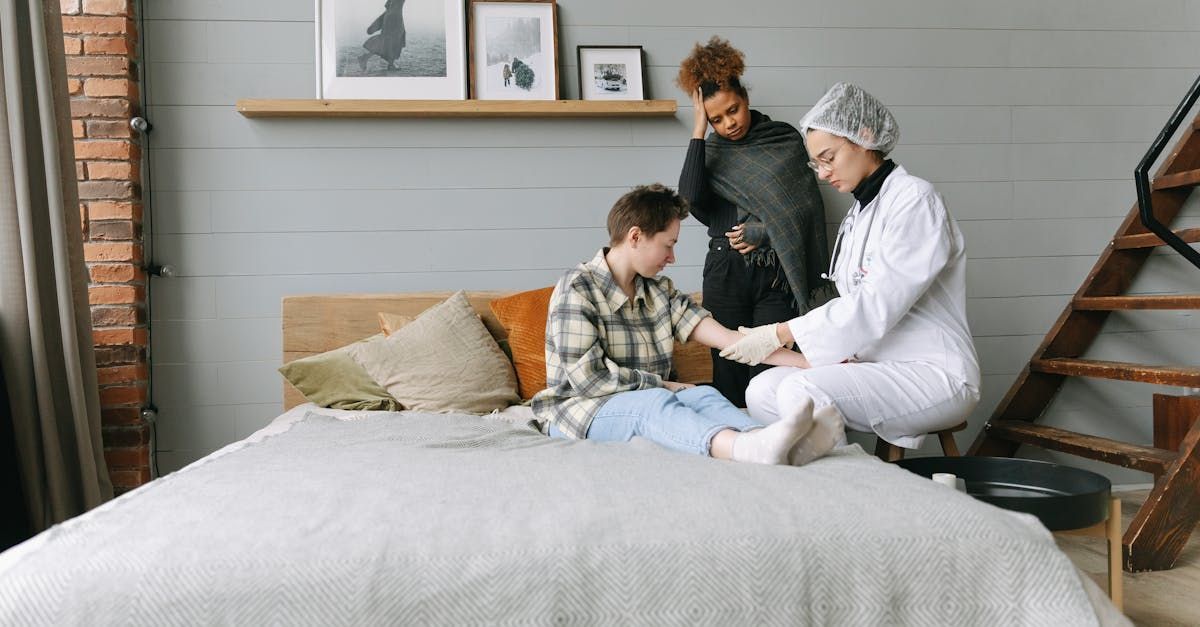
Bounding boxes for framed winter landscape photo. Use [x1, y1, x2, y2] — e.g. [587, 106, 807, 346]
[577, 45, 645, 100]
[468, 0, 559, 100]
[316, 0, 467, 99]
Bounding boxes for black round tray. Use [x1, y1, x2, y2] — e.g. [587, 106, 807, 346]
[895, 456, 1111, 531]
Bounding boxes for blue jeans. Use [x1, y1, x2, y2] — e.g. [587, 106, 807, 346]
[548, 386, 762, 456]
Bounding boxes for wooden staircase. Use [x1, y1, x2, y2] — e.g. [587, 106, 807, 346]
[969, 89, 1200, 572]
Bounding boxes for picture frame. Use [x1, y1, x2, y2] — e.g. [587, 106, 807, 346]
[468, 0, 559, 100]
[576, 45, 646, 101]
[315, 0, 467, 100]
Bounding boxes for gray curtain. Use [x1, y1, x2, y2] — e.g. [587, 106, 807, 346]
[0, 0, 113, 532]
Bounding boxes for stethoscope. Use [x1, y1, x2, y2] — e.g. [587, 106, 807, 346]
[820, 200, 878, 286]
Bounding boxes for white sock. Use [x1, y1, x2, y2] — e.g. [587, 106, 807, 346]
[788, 404, 846, 466]
[732, 396, 814, 465]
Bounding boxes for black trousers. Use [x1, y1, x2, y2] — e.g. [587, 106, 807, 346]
[702, 239, 799, 407]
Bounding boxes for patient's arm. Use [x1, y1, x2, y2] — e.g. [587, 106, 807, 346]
[687, 317, 810, 368]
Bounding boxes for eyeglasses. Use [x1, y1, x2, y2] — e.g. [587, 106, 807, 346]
[806, 141, 848, 173]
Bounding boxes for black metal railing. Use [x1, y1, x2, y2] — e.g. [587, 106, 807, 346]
[1134, 73, 1200, 270]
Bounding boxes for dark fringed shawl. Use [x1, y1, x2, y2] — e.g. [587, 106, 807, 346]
[705, 112, 832, 311]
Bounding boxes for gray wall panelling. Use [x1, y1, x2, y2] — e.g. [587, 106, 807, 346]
[145, 1, 1200, 478]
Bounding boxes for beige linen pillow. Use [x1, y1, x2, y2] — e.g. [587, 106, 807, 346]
[351, 291, 520, 413]
[379, 310, 513, 361]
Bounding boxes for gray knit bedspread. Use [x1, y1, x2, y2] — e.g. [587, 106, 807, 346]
[0, 411, 1099, 626]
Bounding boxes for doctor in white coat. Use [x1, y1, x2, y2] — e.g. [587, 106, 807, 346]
[721, 82, 981, 451]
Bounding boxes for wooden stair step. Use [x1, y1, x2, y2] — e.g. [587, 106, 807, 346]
[1031, 358, 1200, 386]
[986, 420, 1178, 474]
[1112, 227, 1200, 250]
[1074, 295, 1200, 310]
[1153, 168, 1200, 191]
[974, 102, 1200, 573]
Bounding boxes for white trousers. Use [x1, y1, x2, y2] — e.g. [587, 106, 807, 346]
[746, 361, 980, 449]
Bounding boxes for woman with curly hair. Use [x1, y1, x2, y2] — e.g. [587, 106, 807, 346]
[676, 37, 830, 407]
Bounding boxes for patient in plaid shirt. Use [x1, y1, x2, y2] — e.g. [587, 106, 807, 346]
[532, 184, 841, 466]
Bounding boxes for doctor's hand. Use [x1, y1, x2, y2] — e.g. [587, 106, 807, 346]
[691, 88, 709, 139]
[719, 324, 784, 366]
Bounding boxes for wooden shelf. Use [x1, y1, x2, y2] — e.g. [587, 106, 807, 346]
[236, 99, 678, 119]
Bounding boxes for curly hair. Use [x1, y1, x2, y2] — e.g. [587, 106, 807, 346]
[676, 36, 747, 99]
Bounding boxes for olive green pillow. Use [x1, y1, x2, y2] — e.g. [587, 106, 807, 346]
[278, 334, 403, 411]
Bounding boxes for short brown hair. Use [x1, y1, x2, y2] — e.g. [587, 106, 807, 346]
[607, 184, 690, 246]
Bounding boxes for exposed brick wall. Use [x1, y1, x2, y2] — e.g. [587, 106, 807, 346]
[61, 0, 150, 493]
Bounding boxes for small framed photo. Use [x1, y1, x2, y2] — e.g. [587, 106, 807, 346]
[577, 45, 646, 100]
[468, 0, 559, 100]
[316, 0, 467, 100]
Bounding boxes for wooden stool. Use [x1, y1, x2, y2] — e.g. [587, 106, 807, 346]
[1056, 496, 1123, 611]
[874, 421, 968, 462]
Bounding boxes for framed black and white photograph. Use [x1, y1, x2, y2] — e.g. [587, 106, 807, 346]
[577, 45, 646, 100]
[316, 0, 467, 99]
[468, 0, 559, 100]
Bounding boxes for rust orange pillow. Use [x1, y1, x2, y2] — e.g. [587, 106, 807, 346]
[489, 286, 554, 400]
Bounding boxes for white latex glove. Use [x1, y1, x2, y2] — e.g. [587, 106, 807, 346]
[719, 324, 783, 366]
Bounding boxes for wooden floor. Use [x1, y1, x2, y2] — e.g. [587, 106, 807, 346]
[1055, 489, 1200, 626]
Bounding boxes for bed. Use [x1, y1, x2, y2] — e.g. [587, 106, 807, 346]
[0, 292, 1127, 626]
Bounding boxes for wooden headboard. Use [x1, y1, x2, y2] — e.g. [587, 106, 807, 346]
[281, 291, 713, 409]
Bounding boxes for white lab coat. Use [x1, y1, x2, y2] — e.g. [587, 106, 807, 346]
[746, 165, 981, 448]
[790, 165, 979, 387]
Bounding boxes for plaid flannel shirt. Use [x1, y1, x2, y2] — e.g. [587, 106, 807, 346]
[531, 249, 710, 439]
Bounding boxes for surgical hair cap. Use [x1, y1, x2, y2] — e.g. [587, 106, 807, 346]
[798, 82, 900, 155]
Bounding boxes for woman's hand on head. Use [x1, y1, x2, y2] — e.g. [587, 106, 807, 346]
[691, 88, 709, 139]
[725, 225, 758, 254]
